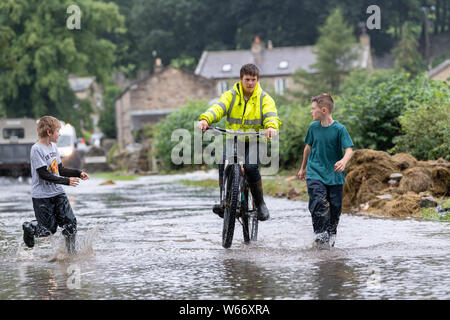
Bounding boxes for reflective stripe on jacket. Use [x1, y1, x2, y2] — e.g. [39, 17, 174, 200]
[199, 82, 281, 133]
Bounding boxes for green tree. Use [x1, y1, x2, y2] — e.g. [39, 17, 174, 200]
[392, 21, 426, 76]
[99, 83, 122, 138]
[293, 7, 357, 98]
[154, 99, 226, 171]
[0, 0, 124, 121]
[277, 103, 311, 168]
[392, 79, 450, 160]
[336, 71, 446, 152]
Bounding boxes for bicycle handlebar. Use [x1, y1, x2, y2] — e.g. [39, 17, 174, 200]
[206, 126, 264, 137]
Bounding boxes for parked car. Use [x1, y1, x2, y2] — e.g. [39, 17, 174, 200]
[0, 118, 38, 177]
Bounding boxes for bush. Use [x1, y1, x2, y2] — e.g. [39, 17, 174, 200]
[154, 99, 225, 171]
[277, 103, 311, 169]
[335, 71, 446, 152]
[99, 84, 122, 139]
[392, 80, 450, 160]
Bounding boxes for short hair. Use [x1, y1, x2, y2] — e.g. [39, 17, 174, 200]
[240, 63, 260, 78]
[311, 93, 334, 113]
[37, 116, 60, 138]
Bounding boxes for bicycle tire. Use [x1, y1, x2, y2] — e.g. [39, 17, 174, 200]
[242, 183, 250, 244]
[242, 183, 259, 243]
[250, 210, 258, 241]
[222, 164, 240, 248]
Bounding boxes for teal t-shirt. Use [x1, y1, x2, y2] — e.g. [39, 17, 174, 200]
[304, 120, 354, 185]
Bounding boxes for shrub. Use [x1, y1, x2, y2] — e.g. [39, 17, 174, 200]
[277, 103, 312, 169]
[154, 99, 225, 171]
[335, 71, 446, 152]
[392, 80, 450, 160]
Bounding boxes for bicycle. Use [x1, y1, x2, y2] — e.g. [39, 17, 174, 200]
[207, 126, 263, 248]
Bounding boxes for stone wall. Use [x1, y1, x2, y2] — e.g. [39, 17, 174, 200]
[129, 66, 216, 112]
[115, 66, 217, 150]
[115, 89, 133, 150]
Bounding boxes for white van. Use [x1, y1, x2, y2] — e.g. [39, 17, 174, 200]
[57, 122, 82, 169]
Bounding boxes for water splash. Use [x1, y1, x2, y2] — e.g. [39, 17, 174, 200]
[11, 227, 99, 263]
[49, 226, 100, 262]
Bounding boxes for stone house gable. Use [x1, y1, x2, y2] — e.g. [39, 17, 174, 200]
[115, 66, 216, 149]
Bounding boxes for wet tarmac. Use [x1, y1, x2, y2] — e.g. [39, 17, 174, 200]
[0, 171, 449, 299]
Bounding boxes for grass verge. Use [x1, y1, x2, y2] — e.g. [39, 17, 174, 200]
[177, 173, 309, 201]
[90, 171, 140, 181]
[419, 198, 450, 222]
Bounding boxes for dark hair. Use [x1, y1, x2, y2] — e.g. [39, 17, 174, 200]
[311, 93, 334, 112]
[240, 63, 260, 78]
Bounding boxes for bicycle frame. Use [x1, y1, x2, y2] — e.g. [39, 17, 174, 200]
[208, 127, 262, 246]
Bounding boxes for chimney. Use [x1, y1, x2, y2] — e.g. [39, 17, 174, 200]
[251, 36, 264, 55]
[154, 57, 163, 73]
[251, 36, 264, 66]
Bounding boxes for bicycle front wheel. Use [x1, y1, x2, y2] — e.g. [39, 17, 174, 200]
[222, 164, 240, 248]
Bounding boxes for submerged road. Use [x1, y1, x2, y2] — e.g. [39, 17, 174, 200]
[0, 171, 449, 299]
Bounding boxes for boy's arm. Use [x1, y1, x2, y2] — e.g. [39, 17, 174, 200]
[36, 166, 71, 185]
[262, 95, 281, 130]
[37, 167, 82, 186]
[199, 90, 233, 124]
[334, 147, 353, 173]
[298, 144, 311, 180]
[58, 163, 82, 178]
[300, 144, 312, 170]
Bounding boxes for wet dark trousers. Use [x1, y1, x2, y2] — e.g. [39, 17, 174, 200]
[31, 194, 77, 237]
[306, 179, 343, 237]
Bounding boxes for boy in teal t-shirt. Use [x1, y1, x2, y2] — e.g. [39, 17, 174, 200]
[298, 93, 353, 250]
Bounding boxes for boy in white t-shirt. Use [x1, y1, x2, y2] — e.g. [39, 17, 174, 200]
[22, 116, 89, 254]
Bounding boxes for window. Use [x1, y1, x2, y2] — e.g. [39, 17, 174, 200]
[222, 64, 232, 72]
[218, 81, 228, 95]
[3, 128, 24, 139]
[274, 78, 288, 95]
[278, 61, 289, 69]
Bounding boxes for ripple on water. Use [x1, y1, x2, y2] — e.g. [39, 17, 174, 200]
[0, 174, 449, 299]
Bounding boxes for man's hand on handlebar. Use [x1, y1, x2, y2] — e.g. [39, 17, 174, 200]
[197, 120, 209, 133]
[266, 127, 277, 139]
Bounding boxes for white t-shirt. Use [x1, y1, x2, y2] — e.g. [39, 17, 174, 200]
[30, 142, 65, 198]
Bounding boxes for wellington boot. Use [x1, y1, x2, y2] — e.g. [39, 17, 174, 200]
[248, 180, 270, 221]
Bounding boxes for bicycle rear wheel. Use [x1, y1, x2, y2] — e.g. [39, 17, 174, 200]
[222, 164, 240, 248]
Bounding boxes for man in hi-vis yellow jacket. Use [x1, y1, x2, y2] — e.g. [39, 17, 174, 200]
[197, 63, 281, 221]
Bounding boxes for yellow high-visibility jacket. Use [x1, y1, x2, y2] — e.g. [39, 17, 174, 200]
[199, 82, 281, 134]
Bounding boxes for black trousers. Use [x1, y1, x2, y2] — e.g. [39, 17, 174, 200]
[218, 140, 262, 184]
[32, 194, 77, 237]
[306, 179, 343, 237]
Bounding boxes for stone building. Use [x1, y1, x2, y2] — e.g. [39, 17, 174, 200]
[68, 75, 103, 132]
[115, 61, 217, 150]
[195, 35, 373, 97]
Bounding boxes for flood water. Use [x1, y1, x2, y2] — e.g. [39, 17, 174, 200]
[0, 171, 449, 300]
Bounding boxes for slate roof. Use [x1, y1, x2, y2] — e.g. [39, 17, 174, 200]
[195, 44, 371, 79]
